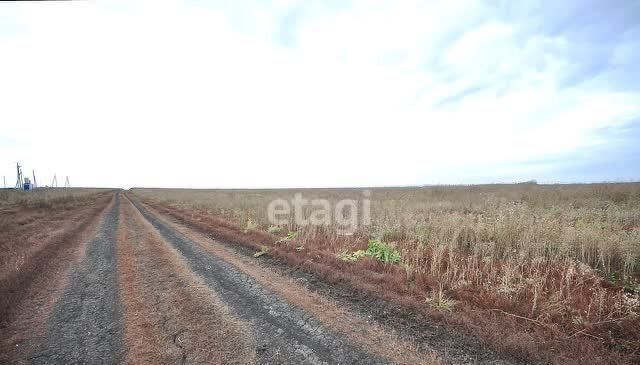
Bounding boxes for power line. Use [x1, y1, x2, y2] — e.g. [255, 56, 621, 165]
[15, 163, 23, 189]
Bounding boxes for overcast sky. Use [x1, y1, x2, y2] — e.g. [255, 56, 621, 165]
[1, 1, 639, 188]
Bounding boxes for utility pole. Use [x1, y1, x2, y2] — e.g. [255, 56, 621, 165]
[52, 174, 57, 188]
[15, 163, 23, 189]
[64, 176, 70, 188]
[32, 170, 38, 189]
[3, 176, 6, 189]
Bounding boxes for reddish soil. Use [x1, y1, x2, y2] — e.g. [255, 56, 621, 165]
[137, 200, 441, 364]
[6, 189, 633, 364]
[0, 191, 115, 363]
[130, 196, 395, 364]
[118, 194, 256, 365]
[138, 197, 638, 365]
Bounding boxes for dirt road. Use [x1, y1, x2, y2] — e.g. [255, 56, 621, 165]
[31, 194, 123, 364]
[3, 192, 524, 364]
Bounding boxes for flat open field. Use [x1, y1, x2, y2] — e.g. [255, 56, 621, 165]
[1, 185, 638, 364]
[131, 184, 640, 364]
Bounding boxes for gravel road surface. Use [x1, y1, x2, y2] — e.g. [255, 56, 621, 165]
[31, 194, 123, 365]
[16, 192, 530, 365]
[131, 199, 386, 364]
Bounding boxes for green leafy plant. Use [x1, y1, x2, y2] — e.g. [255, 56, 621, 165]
[366, 239, 402, 264]
[336, 239, 402, 264]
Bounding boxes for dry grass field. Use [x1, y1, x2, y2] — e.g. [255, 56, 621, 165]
[132, 183, 640, 364]
[0, 188, 115, 294]
[4, 190, 433, 364]
[3, 185, 638, 364]
[0, 189, 116, 361]
[0, 188, 110, 209]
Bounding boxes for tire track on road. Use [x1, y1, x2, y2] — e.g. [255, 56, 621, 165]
[0, 193, 114, 364]
[133, 197, 528, 365]
[118, 194, 256, 365]
[31, 194, 123, 365]
[129, 197, 389, 365]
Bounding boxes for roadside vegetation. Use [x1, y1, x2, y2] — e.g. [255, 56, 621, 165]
[0, 188, 108, 209]
[0, 189, 115, 362]
[131, 183, 640, 365]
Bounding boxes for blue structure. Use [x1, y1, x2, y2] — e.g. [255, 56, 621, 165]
[23, 177, 32, 191]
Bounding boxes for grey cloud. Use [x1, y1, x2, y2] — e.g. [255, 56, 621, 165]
[500, 1, 639, 41]
[517, 118, 640, 181]
[593, 117, 640, 142]
[557, 42, 614, 88]
[420, 0, 640, 109]
[509, 1, 640, 89]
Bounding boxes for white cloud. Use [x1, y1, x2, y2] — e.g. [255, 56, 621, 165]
[0, 0, 638, 188]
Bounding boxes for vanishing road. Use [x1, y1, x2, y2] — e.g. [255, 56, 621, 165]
[3, 192, 523, 365]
